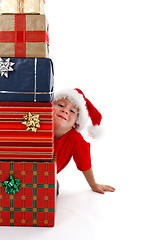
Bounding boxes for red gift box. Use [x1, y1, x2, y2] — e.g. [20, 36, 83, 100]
[0, 102, 54, 161]
[0, 160, 56, 227]
[0, 14, 49, 58]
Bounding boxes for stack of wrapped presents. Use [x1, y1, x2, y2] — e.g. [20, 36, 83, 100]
[0, 0, 56, 227]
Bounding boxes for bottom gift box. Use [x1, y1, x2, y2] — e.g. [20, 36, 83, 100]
[0, 160, 56, 227]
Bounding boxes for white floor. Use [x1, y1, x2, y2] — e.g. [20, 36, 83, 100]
[1, 0, 145, 239]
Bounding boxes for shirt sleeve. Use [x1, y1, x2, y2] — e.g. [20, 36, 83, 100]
[73, 132, 92, 171]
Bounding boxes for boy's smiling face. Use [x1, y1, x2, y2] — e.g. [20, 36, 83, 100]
[53, 98, 79, 137]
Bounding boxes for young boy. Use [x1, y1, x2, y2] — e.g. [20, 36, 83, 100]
[54, 88, 115, 194]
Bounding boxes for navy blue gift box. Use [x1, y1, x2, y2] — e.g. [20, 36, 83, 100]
[0, 58, 54, 102]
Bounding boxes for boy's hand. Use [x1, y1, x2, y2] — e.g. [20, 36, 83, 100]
[91, 183, 115, 194]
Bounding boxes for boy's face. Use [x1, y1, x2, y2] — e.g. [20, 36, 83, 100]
[53, 98, 79, 135]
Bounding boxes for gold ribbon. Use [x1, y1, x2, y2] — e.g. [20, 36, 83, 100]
[17, 0, 45, 13]
[17, 0, 24, 13]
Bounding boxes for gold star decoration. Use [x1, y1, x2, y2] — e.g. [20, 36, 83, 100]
[22, 112, 40, 132]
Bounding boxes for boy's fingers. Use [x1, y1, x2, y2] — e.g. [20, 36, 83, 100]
[97, 188, 105, 194]
[103, 185, 115, 191]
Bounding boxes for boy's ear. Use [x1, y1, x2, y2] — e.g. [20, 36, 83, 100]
[72, 123, 79, 129]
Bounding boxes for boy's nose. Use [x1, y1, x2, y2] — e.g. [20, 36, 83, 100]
[62, 109, 68, 114]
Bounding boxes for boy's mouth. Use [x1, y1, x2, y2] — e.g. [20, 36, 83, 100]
[57, 114, 67, 121]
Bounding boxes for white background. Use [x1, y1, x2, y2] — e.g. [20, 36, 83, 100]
[1, 0, 145, 239]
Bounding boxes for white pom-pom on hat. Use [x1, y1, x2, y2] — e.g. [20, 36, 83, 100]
[87, 125, 104, 138]
[54, 88, 102, 137]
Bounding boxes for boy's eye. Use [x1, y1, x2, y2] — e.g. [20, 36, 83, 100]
[58, 104, 64, 107]
[70, 109, 76, 114]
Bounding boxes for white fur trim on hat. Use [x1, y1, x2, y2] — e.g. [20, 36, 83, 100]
[54, 89, 89, 131]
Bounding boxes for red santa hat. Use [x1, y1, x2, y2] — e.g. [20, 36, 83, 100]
[54, 88, 102, 138]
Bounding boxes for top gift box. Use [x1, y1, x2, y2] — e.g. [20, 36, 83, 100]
[0, 0, 45, 15]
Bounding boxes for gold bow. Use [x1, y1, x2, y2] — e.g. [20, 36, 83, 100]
[22, 112, 40, 132]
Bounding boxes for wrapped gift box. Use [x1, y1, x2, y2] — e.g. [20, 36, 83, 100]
[0, 14, 49, 58]
[0, 102, 54, 161]
[0, 160, 56, 227]
[0, 0, 45, 14]
[0, 58, 54, 102]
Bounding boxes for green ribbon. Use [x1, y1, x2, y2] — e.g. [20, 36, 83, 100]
[2, 174, 21, 195]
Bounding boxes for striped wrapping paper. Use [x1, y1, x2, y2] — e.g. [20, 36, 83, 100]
[0, 160, 56, 227]
[0, 102, 54, 161]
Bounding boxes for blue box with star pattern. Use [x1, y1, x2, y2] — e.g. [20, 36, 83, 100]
[0, 58, 54, 102]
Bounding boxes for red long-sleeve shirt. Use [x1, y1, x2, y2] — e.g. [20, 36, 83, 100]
[54, 129, 92, 173]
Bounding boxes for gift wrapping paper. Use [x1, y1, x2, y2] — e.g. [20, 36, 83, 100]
[0, 0, 45, 14]
[0, 58, 54, 102]
[0, 14, 49, 58]
[0, 160, 56, 227]
[0, 102, 54, 161]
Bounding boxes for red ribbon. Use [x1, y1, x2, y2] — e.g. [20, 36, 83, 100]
[0, 15, 49, 57]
